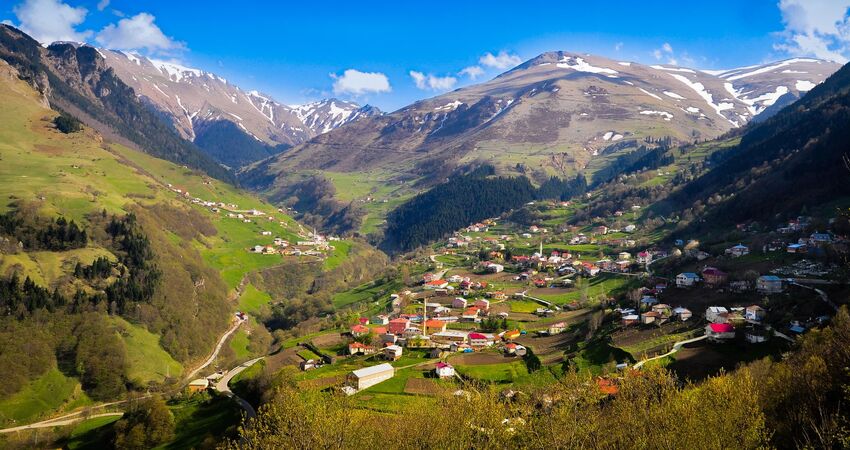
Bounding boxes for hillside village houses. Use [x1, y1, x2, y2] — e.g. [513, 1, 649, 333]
[676, 272, 700, 288]
[726, 244, 750, 257]
[757, 275, 784, 294]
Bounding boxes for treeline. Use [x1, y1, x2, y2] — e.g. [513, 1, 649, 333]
[383, 172, 536, 252]
[52, 111, 82, 133]
[592, 143, 673, 186]
[0, 214, 157, 317]
[383, 169, 588, 252]
[0, 207, 87, 251]
[225, 308, 850, 450]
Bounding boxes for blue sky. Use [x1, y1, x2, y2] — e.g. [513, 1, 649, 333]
[3, 0, 850, 111]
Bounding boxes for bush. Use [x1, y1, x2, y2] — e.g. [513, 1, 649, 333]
[52, 112, 82, 134]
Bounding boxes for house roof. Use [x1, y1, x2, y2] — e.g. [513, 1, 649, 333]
[351, 324, 369, 333]
[424, 319, 446, 328]
[702, 267, 727, 276]
[468, 332, 489, 340]
[435, 362, 453, 369]
[709, 323, 734, 333]
[759, 275, 782, 281]
[426, 279, 448, 286]
[351, 363, 394, 378]
[678, 272, 699, 278]
[349, 342, 371, 349]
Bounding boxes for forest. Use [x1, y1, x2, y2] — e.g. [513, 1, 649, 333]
[193, 120, 290, 168]
[382, 169, 588, 252]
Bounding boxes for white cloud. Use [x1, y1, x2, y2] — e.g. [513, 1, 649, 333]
[479, 51, 522, 69]
[96, 0, 109, 11]
[95, 13, 184, 53]
[651, 41, 693, 66]
[662, 42, 673, 53]
[775, 0, 850, 62]
[459, 65, 484, 79]
[331, 69, 391, 95]
[409, 70, 457, 91]
[12, 0, 92, 44]
[614, 42, 623, 51]
[1, 20, 12, 26]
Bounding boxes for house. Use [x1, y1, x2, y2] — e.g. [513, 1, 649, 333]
[786, 243, 807, 254]
[745, 328, 769, 343]
[474, 299, 491, 311]
[461, 307, 481, 322]
[548, 322, 567, 335]
[469, 332, 495, 347]
[261, 230, 272, 236]
[504, 342, 519, 355]
[706, 306, 729, 323]
[701, 267, 728, 288]
[348, 363, 395, 390]
[618, 252, 632, 261]
[727, 244, 750, 257]
[810, 232, 832, 245]
[452, 297, 468, 308]
[371, 314, 389, 325]
[640, 311, 662, 324]
[435, 362, 455, 378]
[358, 317, 370, 326]
[745, 305, 766, 322]
[431, 330, 468, 345]
[670, 307, 691, 321]
[388, 318, 410, 335]
[706, 323, 735, 341]
[757, 275, 784, 294]
[486, 263, 505, 273]
[640, 296, 659, 307]
[676, 272, 700, 288]
[502, 329, 521, 341]
[621, 314, 639, 326]
[380, 333, 398, 345]
[188, 378, 209, 393]
[383, 345, 403, 361]
[350, 324, 370, 337]
[348, 342, 375, 355]
[651, 304, 672, 317]
[424, 279, 449, 290]
[636, 251, 652, 264]
[593, 225, 609, 235]
[424, 319, 447, 334]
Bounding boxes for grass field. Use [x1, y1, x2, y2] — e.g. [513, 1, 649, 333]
[63, 414, 123, 450]
[332, 277, 403, 309]
[237, 283, 273, 314]
[324, 240, 352, 270]
[455, 360, 530, 383]
[113, 317, 183, 386]
[531, 275, 634, 305]
[228, 330, 252, 360]
[0, 367, 90, 425]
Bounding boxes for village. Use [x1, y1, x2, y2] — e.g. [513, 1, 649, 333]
[272, 200, 847, 405]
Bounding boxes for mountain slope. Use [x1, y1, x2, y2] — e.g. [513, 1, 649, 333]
[242, 51, 839, 235]
[99, 50, 381, 155]
[0, 24, 234, 183]
[269, 53, 837, 177]
[667, 60, 850, 228]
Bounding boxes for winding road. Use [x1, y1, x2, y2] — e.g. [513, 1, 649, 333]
[632, 334, 707, 369]
[0, 315, 248, 434]
[213, 357, 264, 420]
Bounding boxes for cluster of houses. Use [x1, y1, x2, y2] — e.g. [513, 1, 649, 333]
[675, 268, 785, 294]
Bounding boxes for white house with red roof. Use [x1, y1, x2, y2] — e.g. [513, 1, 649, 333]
[435, 362, 455, 378]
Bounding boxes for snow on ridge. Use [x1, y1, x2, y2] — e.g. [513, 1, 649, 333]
[651, 65, 696, 73]
[638, 87, 662, 100]
[434, 100, 464, 112]
[149, 59, 202, 82]
[556, 56, 618, 76]
[796, 80, 816, 91]
[639, 110, 673, 121]
[724, 58, 820, 81]
[667, 73, 737, 125]
[663, 91, 685, 100]
[603, 131, 613, 140]
[618, 61, 631, 66]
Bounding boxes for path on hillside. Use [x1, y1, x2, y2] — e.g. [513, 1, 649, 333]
[185, 316, 247, 381]
[633, 334, 707, 369]
[214, 357, 264, 420]
[0, 315, 248, 434]
[790, 281, 838, 312]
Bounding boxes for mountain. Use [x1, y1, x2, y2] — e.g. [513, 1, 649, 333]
[242, 51, 839, 234]
[0, 24, 234, 183]
[666, 59, 850, 230]
[98, 50, 381, 162]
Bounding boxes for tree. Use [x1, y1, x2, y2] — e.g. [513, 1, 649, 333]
[112, 396, 174, 450]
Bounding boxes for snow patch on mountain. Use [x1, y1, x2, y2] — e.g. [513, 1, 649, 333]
[556, 56, 618, 76]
